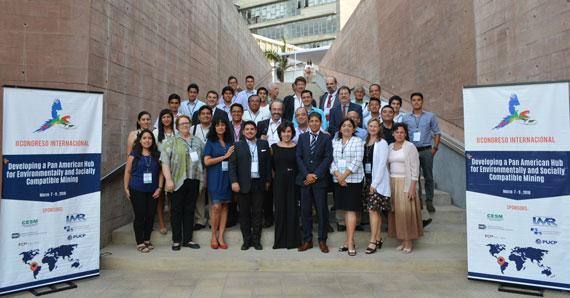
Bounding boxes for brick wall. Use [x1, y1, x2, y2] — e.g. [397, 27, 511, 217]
[0, 0, 271, 246]
[319, 0, 570, 142]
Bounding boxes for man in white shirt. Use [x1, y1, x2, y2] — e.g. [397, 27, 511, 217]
[179, 83, 204, 120]
[353, 85, 369, 118]
[243, 94, 270, 124]
[369, 83, 389, 108]
[389, 95, 406, 123]
[257, 87, 271, 116]
[258, 101, 283, 146]
[363, 97, 382, 125]
[293, 107, 309, 144]
[218, 76, 240, 105]
[235, 75, 256, 111]
[217, 86, 234, 118]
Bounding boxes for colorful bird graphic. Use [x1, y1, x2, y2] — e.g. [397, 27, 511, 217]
[34, 99, 75, 132]
[493, 94, 536, 129]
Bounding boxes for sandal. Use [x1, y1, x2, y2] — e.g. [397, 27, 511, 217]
[144, 241, 154, 250]
[396, 244, 404, 251]
[365, 242, 377, 254]
[211, 239, 219, 249]
[159, 227, 167, 235]
[348, 247, 357, 256]
[338, 245, 348, 252]
[137, 244, 150, 253]
[376, 238, 384, 250]
[403, 247, 413, 254]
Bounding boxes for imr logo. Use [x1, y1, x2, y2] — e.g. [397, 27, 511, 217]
[66, 213, 86, 223]
[532, 217, 557, 227]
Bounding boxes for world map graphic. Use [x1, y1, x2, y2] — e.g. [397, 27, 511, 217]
[487, 244, 553, 277]
[19, 244, 80, 279]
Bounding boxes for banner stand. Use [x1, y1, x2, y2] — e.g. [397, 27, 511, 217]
[498, 283, 544, 297]
[29, 281, 77, 296]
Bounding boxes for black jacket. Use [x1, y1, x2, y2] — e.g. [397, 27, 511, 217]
[229, 139, 271, 193]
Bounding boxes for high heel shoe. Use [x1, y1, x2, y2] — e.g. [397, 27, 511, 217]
[218, 242, 228, 249]
[338, 245, 348, 252]
[365, 242, 377, 254]
[211, 239, 219, 249]
[376, 238, 384, 250]
[348, 246, 357, 256]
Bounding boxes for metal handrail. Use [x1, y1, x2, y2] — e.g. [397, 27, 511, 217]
[100, 162, 125, 182]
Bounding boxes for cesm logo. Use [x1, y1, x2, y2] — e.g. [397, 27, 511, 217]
[66, 213, 87, 223]
[535, 239, 557, 245]
[22, 219, 39, 227]
[67, 234, 86, 240]
[532, 217, 557, 227]
[487, 214, 503, 221]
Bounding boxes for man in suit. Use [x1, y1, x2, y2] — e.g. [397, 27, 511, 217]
[256, 100, 284, 228]
[319, 76, 339, 122]
[283, 76, 316, 121]
[229, 121, 271, 250]
[296, 112, 333, 253]
[229, 103, 246, 142]
[327, 86, 363, 135]
[192, 90, 229, 125]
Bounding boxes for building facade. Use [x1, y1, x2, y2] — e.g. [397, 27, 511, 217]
[235, 0, 360, 48]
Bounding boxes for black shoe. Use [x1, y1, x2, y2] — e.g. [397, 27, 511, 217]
[376, 238, 384, 250]
[337, 224, 346, 232]
[327, 224, 334, 233]
[423, 218, 433, 227]
[426, 201, 436, 213]
[172, 243, 181, 251]
[355, 225, 364, 231]
[182, 241, 200, 249]
[241, 242, 251, 251]
[263, 220, 273, 228]
[253, 242, 263, 250]
[226, 221, 237, 228]
[193, 223, 205, 231]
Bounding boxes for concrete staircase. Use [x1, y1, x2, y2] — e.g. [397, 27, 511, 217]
[101, 188, 466, 274]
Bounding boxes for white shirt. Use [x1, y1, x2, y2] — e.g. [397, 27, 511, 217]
[293, 94, 303, 113]
[179, 99, 204, 119]
[236, 89, 256, 111]
[190, 124, 210, 143]
[330, 136, 365, 183]
[393, 112, 406, 123]
[322, 89, 338, 118]
[293, 126, 310, 144]
[267, 119, 282, 146]
[243, 108, 270, 124]
[370, 139, 391, 197]
[363, 114, 382, 126]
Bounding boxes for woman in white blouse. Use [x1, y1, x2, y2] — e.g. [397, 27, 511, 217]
[331, 118, 364, 256]
[387, 123, 423, 253]
[364, 118, 390, 254]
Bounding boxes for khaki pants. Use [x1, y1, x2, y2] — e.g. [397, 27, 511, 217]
[194, 187, 209, 226]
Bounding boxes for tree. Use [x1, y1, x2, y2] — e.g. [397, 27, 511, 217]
[264, 37, 290, 82]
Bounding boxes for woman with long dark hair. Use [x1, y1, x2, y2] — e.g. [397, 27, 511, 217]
[153, 109, 175, 235]
[126, 111, 152, 160]
[204, 117, 235, 249]
[123, 129, 163, 253]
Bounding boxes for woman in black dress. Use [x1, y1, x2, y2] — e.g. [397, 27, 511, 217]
[272, 121, 301, 249]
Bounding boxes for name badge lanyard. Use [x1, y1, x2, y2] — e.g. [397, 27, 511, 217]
[365, 145, 373, 174]
[143, 155, 153, 184]
[413, 114, 422, 142]
[248, 111, 259, 123]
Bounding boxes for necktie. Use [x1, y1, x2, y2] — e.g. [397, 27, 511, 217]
[342, 105, 347, 117]
[326, 94, 333, 108]
[310, 133, 318, 155]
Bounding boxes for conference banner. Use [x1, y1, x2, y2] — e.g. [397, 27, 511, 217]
[0, 87, 102, 294]
[463, 81, 570, 290]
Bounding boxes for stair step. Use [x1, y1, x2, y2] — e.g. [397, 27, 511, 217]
[112, 222, 465, 247]
[101, 241, 466, 273]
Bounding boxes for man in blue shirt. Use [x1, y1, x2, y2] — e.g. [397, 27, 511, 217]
[235, 75, 256, 111]
[403, 92, 441, 213]
[293, 90, 327, 131]
[179, 83, 204, 120]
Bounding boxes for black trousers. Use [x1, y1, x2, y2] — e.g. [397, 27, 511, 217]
[171, 179, 200, 244]
[129, 188, 157, 245]
[238, 179, 265, 244]
[263, 181, 274, 224]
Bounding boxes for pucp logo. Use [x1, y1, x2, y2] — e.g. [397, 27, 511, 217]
[22, 218, 39, 227]
[493, 94, 536, 129]
[66, 213, 86, 223]
[532, 216, 557, 227]
[487, 213, 503, 221]
[535, 238, 557, 245]
[34, 99, 75, 132]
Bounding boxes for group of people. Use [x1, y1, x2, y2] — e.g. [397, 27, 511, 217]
[123, 74, 441, 256]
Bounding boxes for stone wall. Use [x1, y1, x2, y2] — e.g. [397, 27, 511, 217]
[0, 0, 271, 246]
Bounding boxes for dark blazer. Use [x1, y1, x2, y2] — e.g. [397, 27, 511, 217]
[327, 102, 363, 135]
[228, 121, 246, 142]
[318, 91, 340, 110]
[256, 118, 270, 139]
[192, 107, 228, 125]
[229, 139, 271, 193]
[283, 95, 317, 121]
[295, 131, 333, 188]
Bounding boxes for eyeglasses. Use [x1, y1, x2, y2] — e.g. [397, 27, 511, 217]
[178, 122, 190, 126]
